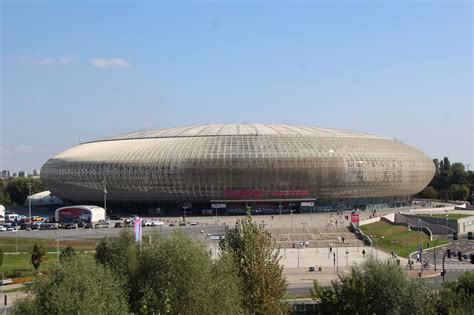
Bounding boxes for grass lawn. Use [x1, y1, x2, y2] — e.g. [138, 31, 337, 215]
[427, 214, 473, 220]
[1, 252, 96, 279]
[359, 221, 448, 258]
[0, 238, 98, 279]
[0, 237, 97, 253]
[1, 253, 60, 278]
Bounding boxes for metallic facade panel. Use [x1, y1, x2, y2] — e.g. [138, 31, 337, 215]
[40, 124, 435, 203]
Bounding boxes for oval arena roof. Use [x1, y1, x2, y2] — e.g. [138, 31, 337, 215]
[89, 123, 387, 143]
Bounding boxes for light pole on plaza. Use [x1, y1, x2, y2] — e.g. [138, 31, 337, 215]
[27, 181, 32, 221]
[446, 214, 449, 239]
[102, 180, 107, 214]
[290, 210, 294, 228]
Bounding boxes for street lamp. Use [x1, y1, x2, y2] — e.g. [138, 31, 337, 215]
[446, 214, 449, 239]
[182, 206, 187, 223]
[290, 210, 294, 228]
[433, 238, 439, 271]
[418, 218, 424, 273]
[27, 182, 32, 221]
[102, 180, 107, 214]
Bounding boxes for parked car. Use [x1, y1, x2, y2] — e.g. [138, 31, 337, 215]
[95, 221, 110, 228]
[150, 220, 165, 227]
[114, 222, 124, 228]
[0, 226, 6, 232]
[84, 222, 93, 229]
[65, 223, 78, 229]
[20, 223, 32, 231]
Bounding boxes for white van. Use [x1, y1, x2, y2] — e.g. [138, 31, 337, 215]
[7, 213, 20, 222]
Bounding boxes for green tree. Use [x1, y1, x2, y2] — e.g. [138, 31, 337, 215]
[13, 254, 129, 315]
[0, 249, 3, 267]
[220, 215, 287, 314]
[450, 184, 470, 201]
[4, 177, 45, 205]
[95, 231, 140, 305]
[96, 231, 242, 314]
[418, 186, 438, 199]
[312, 258, 435, 314]
[436, 271, 474, 315]
[417, 157, 473, 201]
[31, 244, 46, 272]
[59, 246, 76, 264]
[451, 163, 467, 185]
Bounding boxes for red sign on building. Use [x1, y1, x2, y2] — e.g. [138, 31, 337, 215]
[351, 213, 360, 223]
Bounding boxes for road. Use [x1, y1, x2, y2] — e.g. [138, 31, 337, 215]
[411, 240, 474, 272]
[285, 269, 471, 295]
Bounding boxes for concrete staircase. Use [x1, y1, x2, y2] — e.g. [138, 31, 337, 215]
[270, 226, 364, 248]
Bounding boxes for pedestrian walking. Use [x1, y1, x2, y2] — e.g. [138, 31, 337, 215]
[362, 249, 366, 258]
[342, 236, 345, 243]
[330, 246, 333, 253]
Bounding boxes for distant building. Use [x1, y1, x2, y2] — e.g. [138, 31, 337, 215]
[1, 170, 11, 179]
[33, 169, 40, 176]
[18, 171, 27, 177]
[11, 173, 18, 178]
[24, 190, 63, 206]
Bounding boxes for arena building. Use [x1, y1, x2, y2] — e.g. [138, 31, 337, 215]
[40, 123, 435, 214]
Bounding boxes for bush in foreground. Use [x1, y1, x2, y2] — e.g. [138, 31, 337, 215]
[96, 230, 242, 315]
[312, 258, 435, 314]
[13, 255, 129, 315]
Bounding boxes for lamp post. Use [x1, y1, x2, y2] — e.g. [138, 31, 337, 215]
[418, 218, 424, 273]
[27, 182, 32, 221]
[290, 210, 294, 228]
[433, 239, 439, 271]
[446, 214, 449, 239]
[102, 180, 107, 214]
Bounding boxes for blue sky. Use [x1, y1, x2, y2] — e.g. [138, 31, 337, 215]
[1, 1, 472, 172]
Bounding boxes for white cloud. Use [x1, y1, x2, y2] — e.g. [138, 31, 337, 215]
[14, 145, 33, 153]
[0, 148, 12, 156]
[31, 58, 56, 66]
[16, 55, 77, 66]
[57, 57, 76, 65]
[91, 58, 130, 68]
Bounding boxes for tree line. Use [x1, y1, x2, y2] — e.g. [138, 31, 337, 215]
[11, 216, 474, 314]
[417, 157, 473, 202]
[0, 177, 45, 206]
[13, 216, 288, 315]
[313, 258, 473, 314]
